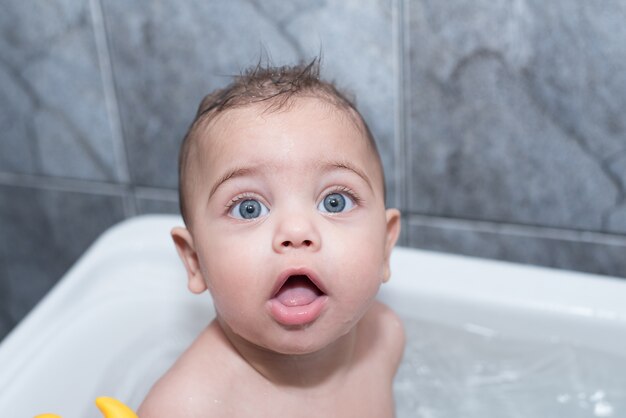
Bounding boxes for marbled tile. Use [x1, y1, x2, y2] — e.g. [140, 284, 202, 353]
[0, 0, 120, 181]
[405, 0, 626, 233]
[524, 0, 626, 160]
[103, 0, 399, 206]
[0, 65, 38, 175]
[0, 185, 126, 341]
[0, 278, 11, 342]
[609, 206, 626, 235]
[406, 216, 626, 279]
[607, 153, 626, 233]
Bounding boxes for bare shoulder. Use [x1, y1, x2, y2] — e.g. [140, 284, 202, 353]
[358, 300, 406, 370]
[138, 367, 200, 417]
[138, 321, 237, 417]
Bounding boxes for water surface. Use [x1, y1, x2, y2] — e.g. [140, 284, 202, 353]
[394, 318, 625, 417]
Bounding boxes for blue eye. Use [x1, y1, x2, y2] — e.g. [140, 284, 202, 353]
[230, 199, 269, 219]
[318, 193, 355, 213]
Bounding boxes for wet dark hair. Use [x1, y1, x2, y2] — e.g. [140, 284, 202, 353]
[178, 57, 383, 224]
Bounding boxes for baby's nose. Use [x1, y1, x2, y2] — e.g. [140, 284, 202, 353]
[272, 212, 321, 253]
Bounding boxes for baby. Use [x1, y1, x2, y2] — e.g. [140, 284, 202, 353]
[139, 59, 404, 417]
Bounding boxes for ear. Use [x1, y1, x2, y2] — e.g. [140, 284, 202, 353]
[382, 209, 401, 283]
[171, 227, 208, 294]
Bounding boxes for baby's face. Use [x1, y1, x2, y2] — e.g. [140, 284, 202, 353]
[179, 97, 399, 354]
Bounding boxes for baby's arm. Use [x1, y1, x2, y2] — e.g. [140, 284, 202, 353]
[138, 322, 227, 417]
[138, 358, 203, 417]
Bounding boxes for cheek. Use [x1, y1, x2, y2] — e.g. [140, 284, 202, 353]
[328, 217, 387, 271]
[325, 222, 387, 297]
[197, 228, 267, 304]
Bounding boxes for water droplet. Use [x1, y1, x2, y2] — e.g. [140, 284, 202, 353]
[594, 400, 614, 417]
[590, 390, 606, 402]
[557, 394, 571, 404]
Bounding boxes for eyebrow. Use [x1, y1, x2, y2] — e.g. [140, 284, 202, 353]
[208, 166, 259, 200]
[208, 160, 374, 200]
[318, 160, 374, 192]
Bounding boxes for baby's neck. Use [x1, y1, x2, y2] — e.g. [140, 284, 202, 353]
[217, 318, 357, 388]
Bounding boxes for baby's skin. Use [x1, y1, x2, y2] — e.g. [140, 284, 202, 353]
[139, 97, 403, 417]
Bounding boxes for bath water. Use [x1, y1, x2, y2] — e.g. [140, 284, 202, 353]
[108, 316, 625, 417]
[394, 318, 626, 417]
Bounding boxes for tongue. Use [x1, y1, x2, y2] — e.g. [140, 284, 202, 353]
[275, 276, 321, 307]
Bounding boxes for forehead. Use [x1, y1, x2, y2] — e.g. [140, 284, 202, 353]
[192, 98, 383, 187]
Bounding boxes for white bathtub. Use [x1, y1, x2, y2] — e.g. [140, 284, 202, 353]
[0, 215, 624, 417]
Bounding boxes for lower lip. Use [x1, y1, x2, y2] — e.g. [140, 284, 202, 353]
[267, 295, 328, 326]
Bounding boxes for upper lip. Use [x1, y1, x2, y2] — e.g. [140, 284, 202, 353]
[270, 267, 327, 298]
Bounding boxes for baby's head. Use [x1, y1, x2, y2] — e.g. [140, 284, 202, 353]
[178, 58, 385, 226]
[172, 59, 400, 354]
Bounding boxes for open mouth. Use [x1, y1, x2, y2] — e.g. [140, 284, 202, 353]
[268, 273, 328, 326]
[274, 275, 324, 307]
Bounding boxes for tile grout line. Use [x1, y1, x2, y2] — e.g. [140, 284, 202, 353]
[394, 0, 410, 245]
[392, 0, 403, 211]
[0, 171, 180, 201]
[89, 0, 136, 216]
[406, 213, 626, 247]
[134, 186, 179, 202]
[0, 172, 128, 197]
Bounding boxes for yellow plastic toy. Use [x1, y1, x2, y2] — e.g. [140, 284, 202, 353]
[34, 396, 137, 418]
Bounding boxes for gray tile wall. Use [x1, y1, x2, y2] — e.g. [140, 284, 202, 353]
[405, 0, 626, 274]
[1, 0, 624, 341]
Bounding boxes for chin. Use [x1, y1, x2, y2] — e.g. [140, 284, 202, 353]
[267, 322, 353, 356]
[265, 331, 323, 355]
